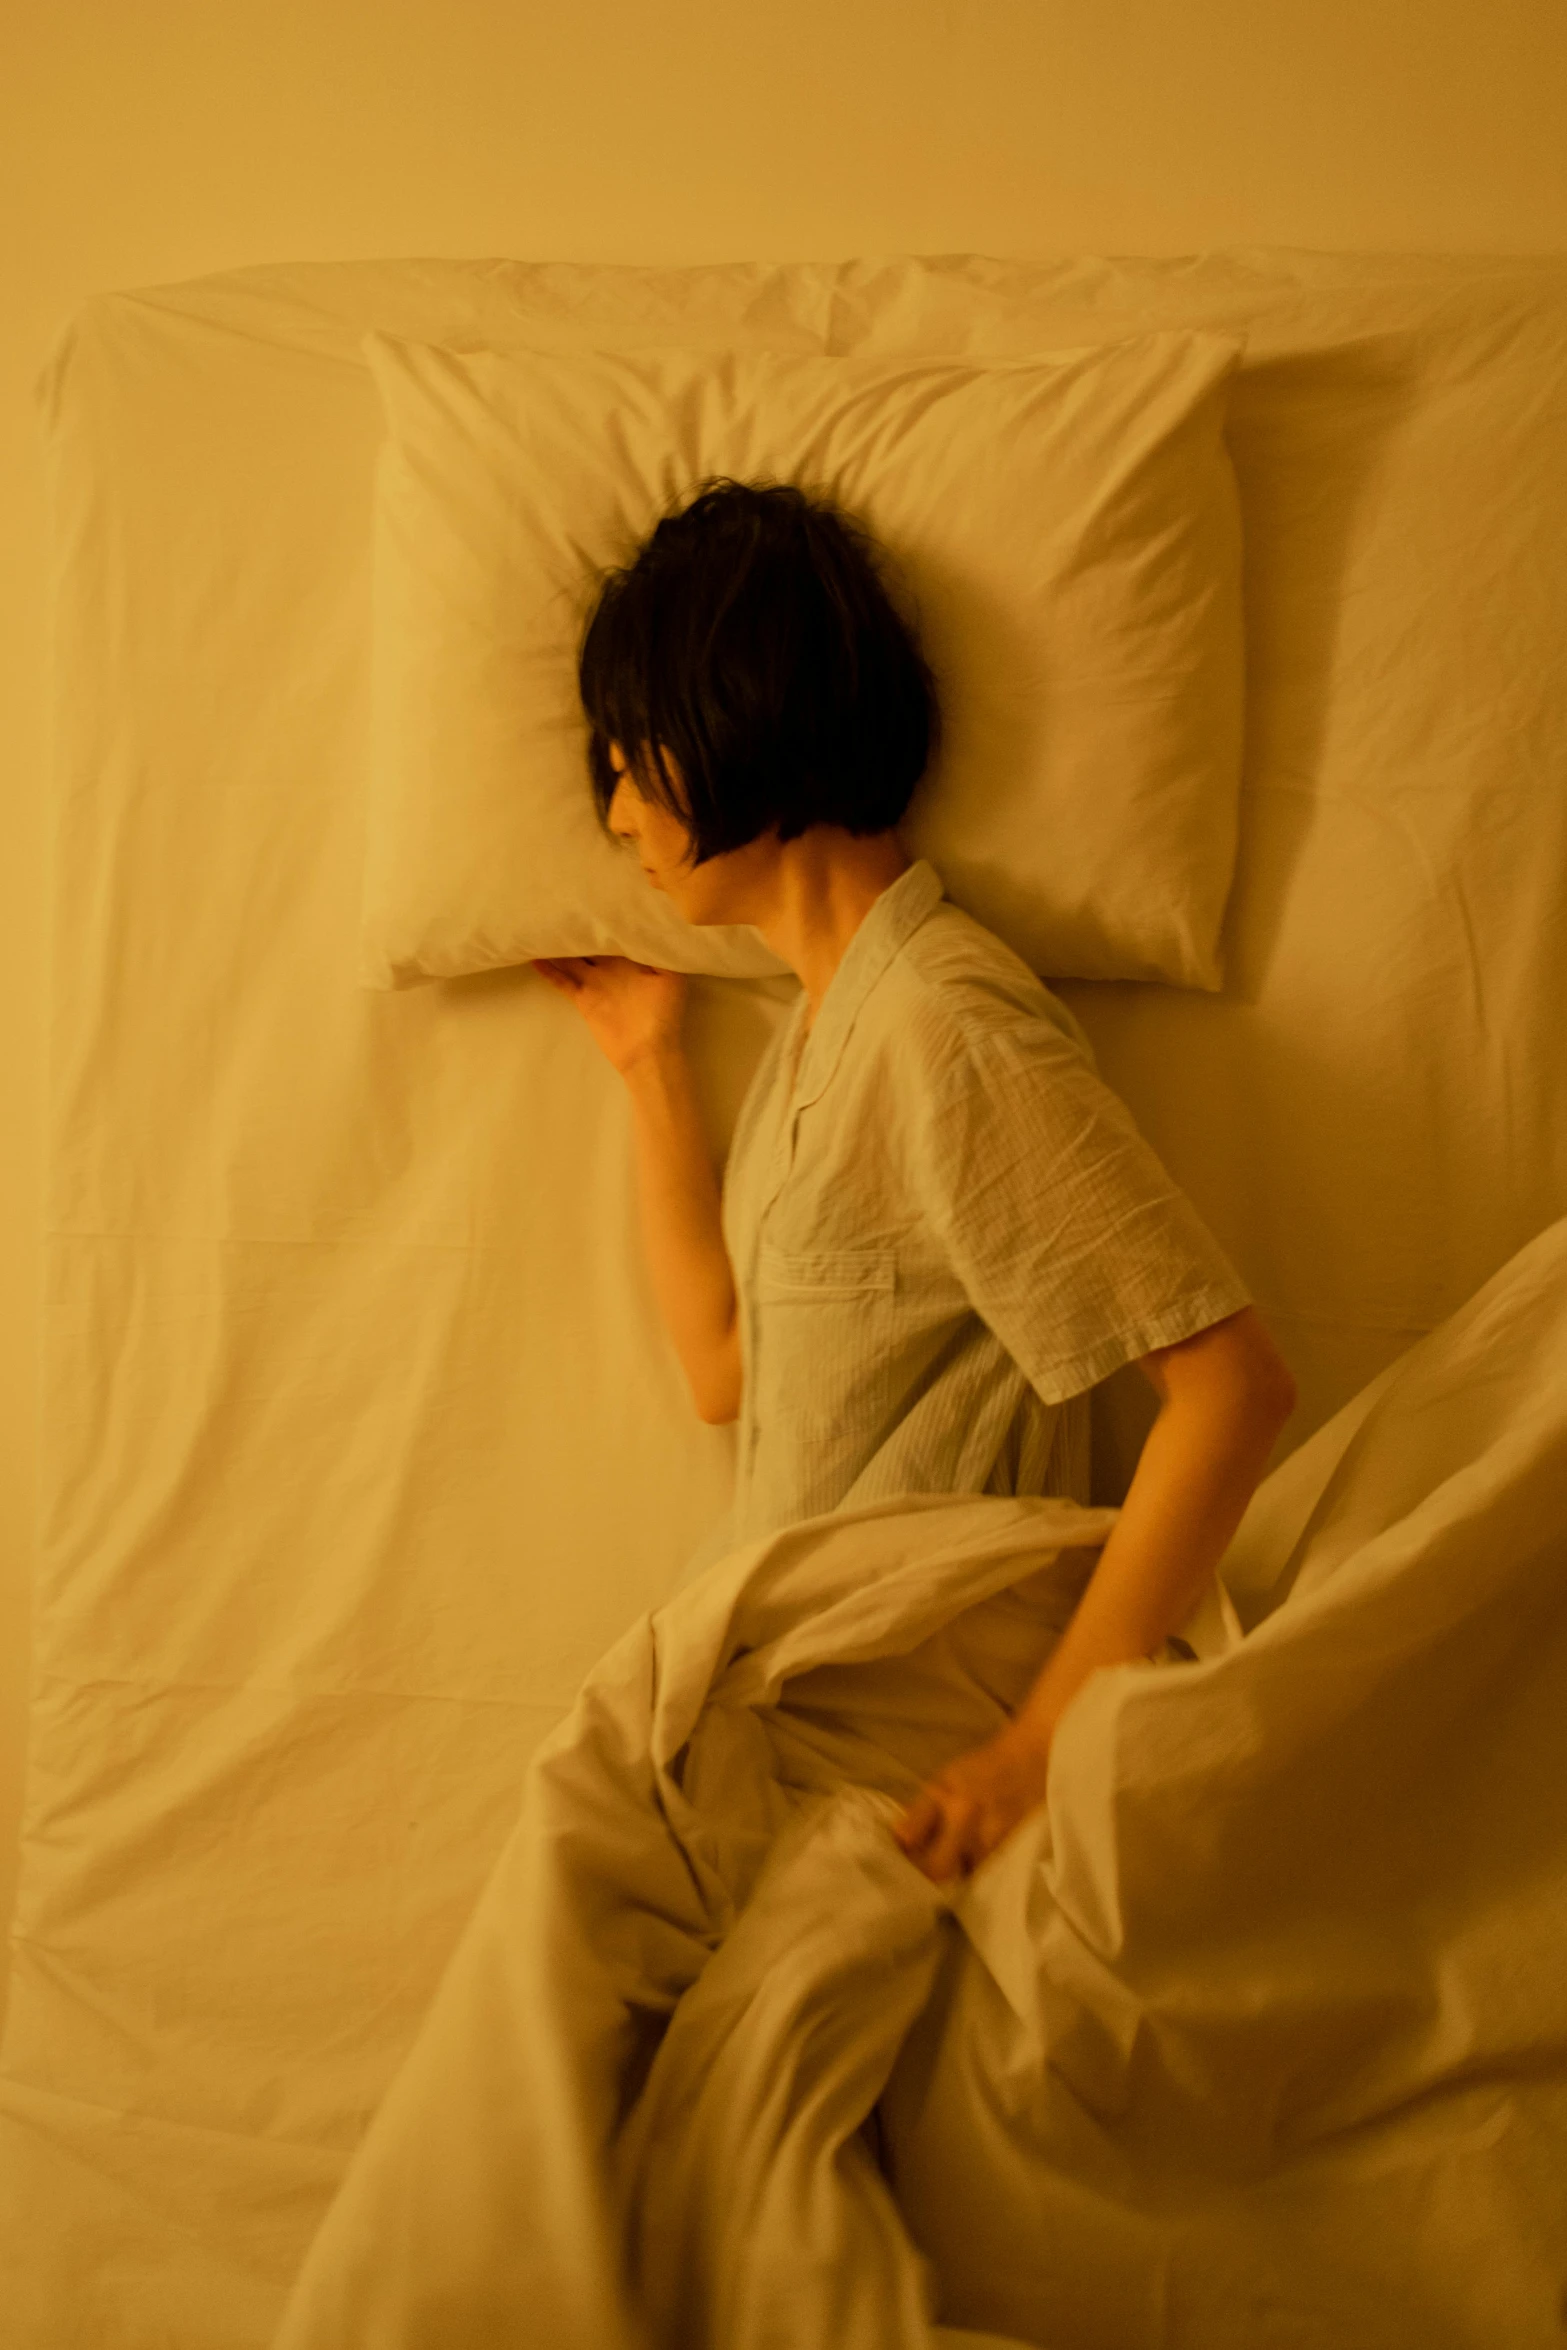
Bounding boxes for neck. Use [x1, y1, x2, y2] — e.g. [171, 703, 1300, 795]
[742, 828, 912, 1027]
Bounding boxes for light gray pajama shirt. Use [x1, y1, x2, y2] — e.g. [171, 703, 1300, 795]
[680, 857, 1252, 1584]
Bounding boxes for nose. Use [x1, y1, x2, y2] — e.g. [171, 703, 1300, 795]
[607, 773, 639, 843]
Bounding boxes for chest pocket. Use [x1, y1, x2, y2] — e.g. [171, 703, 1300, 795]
[756, 1244, 897, 1301]
[753, 1242, 899, 1437]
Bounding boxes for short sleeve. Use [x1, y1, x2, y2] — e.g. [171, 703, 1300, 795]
[916, 1019, 1253, 1404]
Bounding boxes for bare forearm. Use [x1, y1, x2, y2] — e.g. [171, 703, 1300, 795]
[1012, 1383, 1290, 1753]
[894, 1308, 1296, 1883]
[623, 1048, 740, 1422]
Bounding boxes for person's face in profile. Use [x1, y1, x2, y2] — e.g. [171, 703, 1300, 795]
[605, 740, 772, 928]
[605, 741, 691, 889]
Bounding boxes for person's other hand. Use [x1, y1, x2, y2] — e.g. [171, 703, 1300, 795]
[891, 1718, 1053, 1883]
[532, 955, 688, 1076]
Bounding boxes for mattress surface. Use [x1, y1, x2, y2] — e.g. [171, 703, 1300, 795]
[5, 245, 1567, 2345]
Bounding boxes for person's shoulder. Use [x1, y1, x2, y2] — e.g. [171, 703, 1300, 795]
[888, 897, 1099, 1076]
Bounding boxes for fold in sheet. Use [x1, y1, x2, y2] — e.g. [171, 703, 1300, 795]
[271, 1216, 1567, 2350]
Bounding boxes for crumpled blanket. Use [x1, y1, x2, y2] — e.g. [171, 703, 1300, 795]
[271, 1216, 1567, 2350]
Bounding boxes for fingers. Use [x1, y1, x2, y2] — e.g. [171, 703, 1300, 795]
[532, 956, 601, 991]
[535, 954, 675, 986]
[923, 1807, 981, 1885]
[536, 955, 639, 983]
[893, 1786, 984, 1884]
[892, 1791, 940, 1857]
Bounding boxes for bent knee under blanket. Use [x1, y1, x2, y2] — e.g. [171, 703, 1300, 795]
[271, 1215, 1567, 2350]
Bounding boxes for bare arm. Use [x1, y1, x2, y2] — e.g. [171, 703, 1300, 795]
[895, 1304, 1297, 1881]
[533, 957, 742, 1426]
[1008, 1305, 1296, 1750]
[622, 1048, 742, 1425]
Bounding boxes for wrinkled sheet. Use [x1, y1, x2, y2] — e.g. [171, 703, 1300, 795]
[272, 1215, 1567, 2350]
[9, 247, 1567, 2348]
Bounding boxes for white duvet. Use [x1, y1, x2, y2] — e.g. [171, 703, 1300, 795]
[271, 1215, 1567, 2350]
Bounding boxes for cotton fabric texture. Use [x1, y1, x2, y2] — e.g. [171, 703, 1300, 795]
[357, 328, 1248, 990]
[681, 859, 1254, 1586]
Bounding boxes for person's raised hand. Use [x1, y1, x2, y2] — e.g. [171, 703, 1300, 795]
[532, 955, 689, 1077]
[891, 1718, 1054, 1884]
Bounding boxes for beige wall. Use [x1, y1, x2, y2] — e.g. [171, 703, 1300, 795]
[4, 0, 1566, 2024]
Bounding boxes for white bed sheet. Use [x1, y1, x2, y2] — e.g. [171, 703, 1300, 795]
[4, 245, 1567, 2346]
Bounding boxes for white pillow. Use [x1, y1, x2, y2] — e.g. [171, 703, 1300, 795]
[358, 328, 1247, 989]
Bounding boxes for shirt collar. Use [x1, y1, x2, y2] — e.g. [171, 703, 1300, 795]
[789, 857, 945, 1109]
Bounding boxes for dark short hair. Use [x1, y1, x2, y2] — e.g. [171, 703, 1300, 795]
[577, 476, 941, 865]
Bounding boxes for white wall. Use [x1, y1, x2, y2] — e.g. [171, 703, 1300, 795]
[4, 0, 1567, 2026]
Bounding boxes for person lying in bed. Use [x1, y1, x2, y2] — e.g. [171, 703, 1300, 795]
[534, 475, 1296, 1886]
